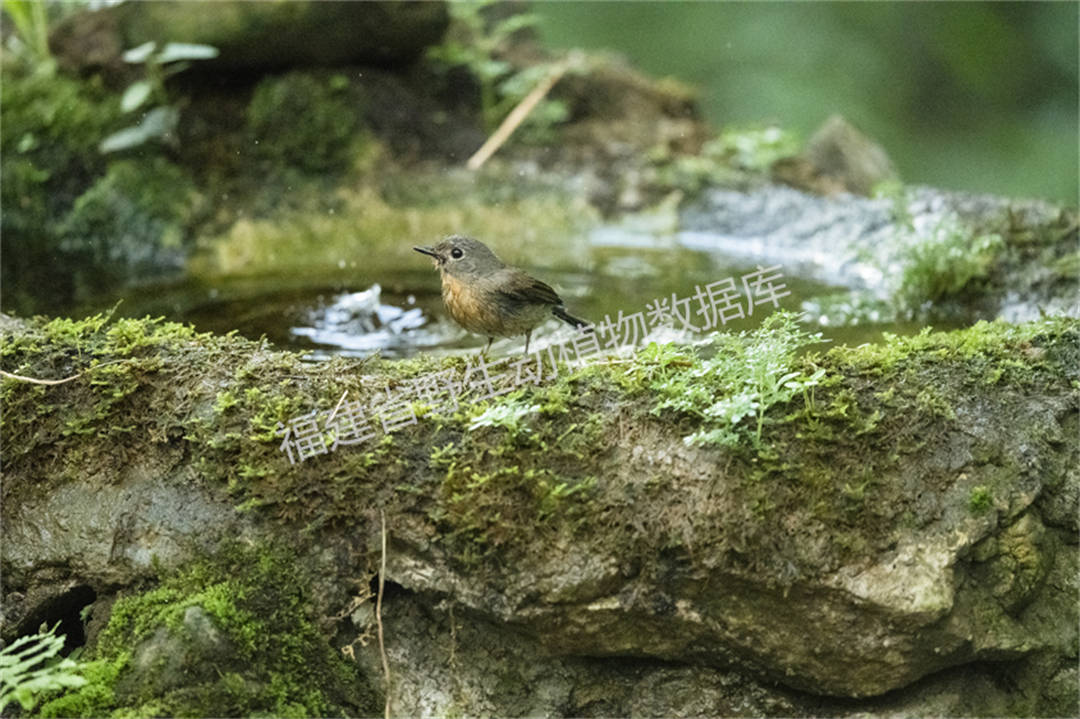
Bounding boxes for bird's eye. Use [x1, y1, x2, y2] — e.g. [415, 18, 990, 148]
[450, 248, 464, 259]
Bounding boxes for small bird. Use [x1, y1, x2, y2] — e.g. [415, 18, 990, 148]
[414, 235, 588, 353]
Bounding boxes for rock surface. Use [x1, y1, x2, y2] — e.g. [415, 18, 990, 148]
[679, 184, 1078, 322]
[1, 312, 1077, 716]
[772, 114, 898, 196]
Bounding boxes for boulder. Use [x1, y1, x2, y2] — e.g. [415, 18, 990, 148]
[2, 311, 1076, 715]
[51, 0, 449, 73]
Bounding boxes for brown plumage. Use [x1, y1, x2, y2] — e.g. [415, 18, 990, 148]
[414, 236, 587, 353]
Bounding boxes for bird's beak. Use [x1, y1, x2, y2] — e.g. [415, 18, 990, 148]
[414, 246, 440, 263]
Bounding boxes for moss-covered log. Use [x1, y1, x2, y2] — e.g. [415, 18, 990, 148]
[2, 312, 1077, 716]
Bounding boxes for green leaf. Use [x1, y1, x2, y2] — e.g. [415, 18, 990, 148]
[162, 60, 193, 77]
[120, 81, 152, 113]
[122, 41, 157, 64]
[497, 64, 551, 98]
[16, 132, 37, 152]
[157, 42, 219, 64]
[426, 42, 475, 68]
[2, 0, 33, 37]
[100, 106, 180, 153]
[474, 58, 511, 81]
[0, 623, 87, 714]
[2, 0, 51, 61]
[490, 12, 539, 43]
[99, 125, 147, 154]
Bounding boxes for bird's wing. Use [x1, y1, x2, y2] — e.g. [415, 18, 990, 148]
[496, 272, 563, 307]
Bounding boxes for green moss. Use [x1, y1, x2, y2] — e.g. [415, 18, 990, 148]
[198, 175, 595, 280]
[212, 390, 239, 415]
[0, 62, 118, 189]
[396, 314, 1078, 569]
[467, 395, 540, 437]
[886, 202, 1079, 324]
[646, 123, 799, 196]
[246, 388, 307, 442]
[715, 315, 1079, 573]
[709, 124, 801, 172]
[1, 314, 202, 469]
[0, 61, 121, 313]
[914, 385, 958, 420]
[37, 543, 376, 718]
[896, 218, 1004, 313]
[829, 317, 1077, 378]
[37, 653, 128, 719]
[167, 348, 463, 518]
[5, 310, 1077, 584]
[247, 72, 368, 173]
[186, 379, 315, 502]
[415, 367, 613, 563]
[432, 446, 599, 564]
[969, 486, 993, 514]
[58, 157, 201, 296]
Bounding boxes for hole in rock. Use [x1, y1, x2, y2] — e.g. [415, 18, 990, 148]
[368, 575, 407, 602]
[16, 585, 97, 655]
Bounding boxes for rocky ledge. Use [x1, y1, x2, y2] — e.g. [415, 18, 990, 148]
[2, 312, 1077, 716]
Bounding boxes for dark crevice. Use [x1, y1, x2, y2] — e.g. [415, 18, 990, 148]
[15, 585, 98, 655]
[368, 575, 408, 602]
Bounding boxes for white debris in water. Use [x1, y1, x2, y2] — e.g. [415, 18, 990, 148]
[290, 284, 438, 358]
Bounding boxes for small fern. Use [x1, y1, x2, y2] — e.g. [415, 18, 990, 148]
[0, 623, 87, 714]
[640, 312, 827, 448]
[469, 398, 540, 436]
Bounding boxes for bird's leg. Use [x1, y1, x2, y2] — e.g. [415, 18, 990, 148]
[524, 330, 532, 354]
[484, 336, 494, 356]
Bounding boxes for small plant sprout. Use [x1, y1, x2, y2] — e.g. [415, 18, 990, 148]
[100, 41, 219, 153]
[707, 125, 801, 172]
[895, 214, 1004, 315]
[969, 486, 993, 514]
[426, 0, 570, 139]
[468, 398, 540, 437]
[644, 312, 828, 449]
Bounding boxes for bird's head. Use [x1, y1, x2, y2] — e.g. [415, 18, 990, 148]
[413, 235, 505, 280]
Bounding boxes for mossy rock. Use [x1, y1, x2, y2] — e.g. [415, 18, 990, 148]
[52, 0, 449, 72]
[247, 72, 369, 174]
[2, 312, 1077, 709]
[0, 61, 121, 314]
[36, 544, 378, 718]
[58, 157, 202, 297]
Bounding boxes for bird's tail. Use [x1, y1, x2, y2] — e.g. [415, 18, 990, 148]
[553, 306, 589, 329]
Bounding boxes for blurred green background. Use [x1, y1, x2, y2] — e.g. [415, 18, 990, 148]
[535, 1, 1078, 206]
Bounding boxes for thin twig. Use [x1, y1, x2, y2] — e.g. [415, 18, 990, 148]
[326, 389, 349, 425]
[377, 509, 391, 719]
[466, 57, 572, 171]
[0, 359, 130, 386]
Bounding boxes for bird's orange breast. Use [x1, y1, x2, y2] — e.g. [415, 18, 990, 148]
[441, 273, 506, 336]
